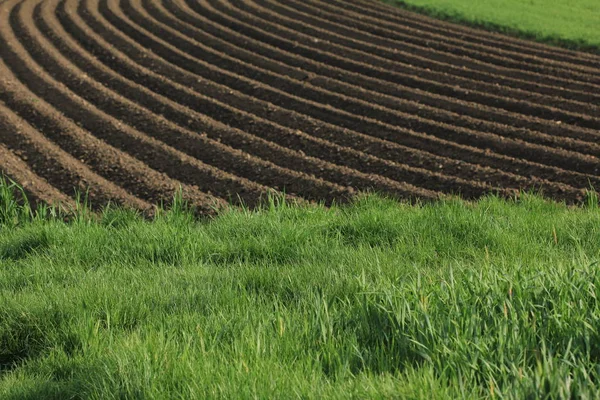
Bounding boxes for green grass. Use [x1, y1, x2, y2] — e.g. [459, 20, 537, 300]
[384, 0, 600, 53]
[1, 180, 600, 398]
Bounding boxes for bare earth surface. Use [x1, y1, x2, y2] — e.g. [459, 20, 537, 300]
[1, 0, 599, 212]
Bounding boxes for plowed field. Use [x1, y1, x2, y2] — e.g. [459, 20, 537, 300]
[1, 0, 599, 213]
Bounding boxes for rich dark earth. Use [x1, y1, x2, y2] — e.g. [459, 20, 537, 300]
[1, 0, 599, 212]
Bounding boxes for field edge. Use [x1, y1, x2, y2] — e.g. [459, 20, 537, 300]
[382, 0, 600, 54]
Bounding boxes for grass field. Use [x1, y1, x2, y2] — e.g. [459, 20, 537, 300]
[386, 0, 600, 52]
[1, 179, 600, 398]
[2, 0, 599, 397]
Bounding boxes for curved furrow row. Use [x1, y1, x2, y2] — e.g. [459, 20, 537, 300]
[44, 0, 436, 203]
[0, 0, 598, 210]
[0, 142, 74, 208]
[261, 0, 600, 97]
[112, 0, 600, 186]
[341, 0, 600, 68]
[45, 0, 482, 201]
[114, 0, 600, 179]
[44, 0, 364, 206]
[161, 0, 600, 146]
[277, 0, 600, 108]
[1, 0, 287, 209]
[75, 0, 556, 200]
[204, 0, 600, 129]
[100, 0, 600, 196]
[0, 57, 226, 214]
[275, 0, 600, 86]
[190, 1, 600, 130]
[151, 0, 600, 157]
[0, 97, 151, 211]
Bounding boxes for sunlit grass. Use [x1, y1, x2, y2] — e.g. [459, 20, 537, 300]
[1, 182, 599, 398]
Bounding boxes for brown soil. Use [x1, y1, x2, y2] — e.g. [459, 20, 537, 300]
[1, 0, 598, 211]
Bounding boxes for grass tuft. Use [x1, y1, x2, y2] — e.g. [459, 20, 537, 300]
[0, 177, 33, 228]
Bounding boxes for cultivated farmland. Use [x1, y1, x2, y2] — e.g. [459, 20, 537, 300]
[1, 0, 599, 212]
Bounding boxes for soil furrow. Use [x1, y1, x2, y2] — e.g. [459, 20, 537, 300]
[43, 0, 363, 206]
[163, 0, 600, 147]
[73, 0, 600, 191]
[197, 0, 600, 144]
[0, 0, 597, 209]
[1, 0, 280, 209]
[0, 96, 150, 211]
[129, 0, 600, 176]
[44, 0, 436, 203]
[199, 0, 600, 131]
[276, 0, 600, 87]
[0, 143, 74, 208]
[76, 0, 546, 199]
[72, 0, 516, 197]
[48, 0, 489, 200]
[343, 0, 600, 67]
[215, 0, 600, 127]
[0, 55, 226, 214]
[108, 0, 600, 196]
[321, 0, 600, 67]
[279, 0, 600, 103]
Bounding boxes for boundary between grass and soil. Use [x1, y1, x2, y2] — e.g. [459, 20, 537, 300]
[381, 0, 600, 55]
